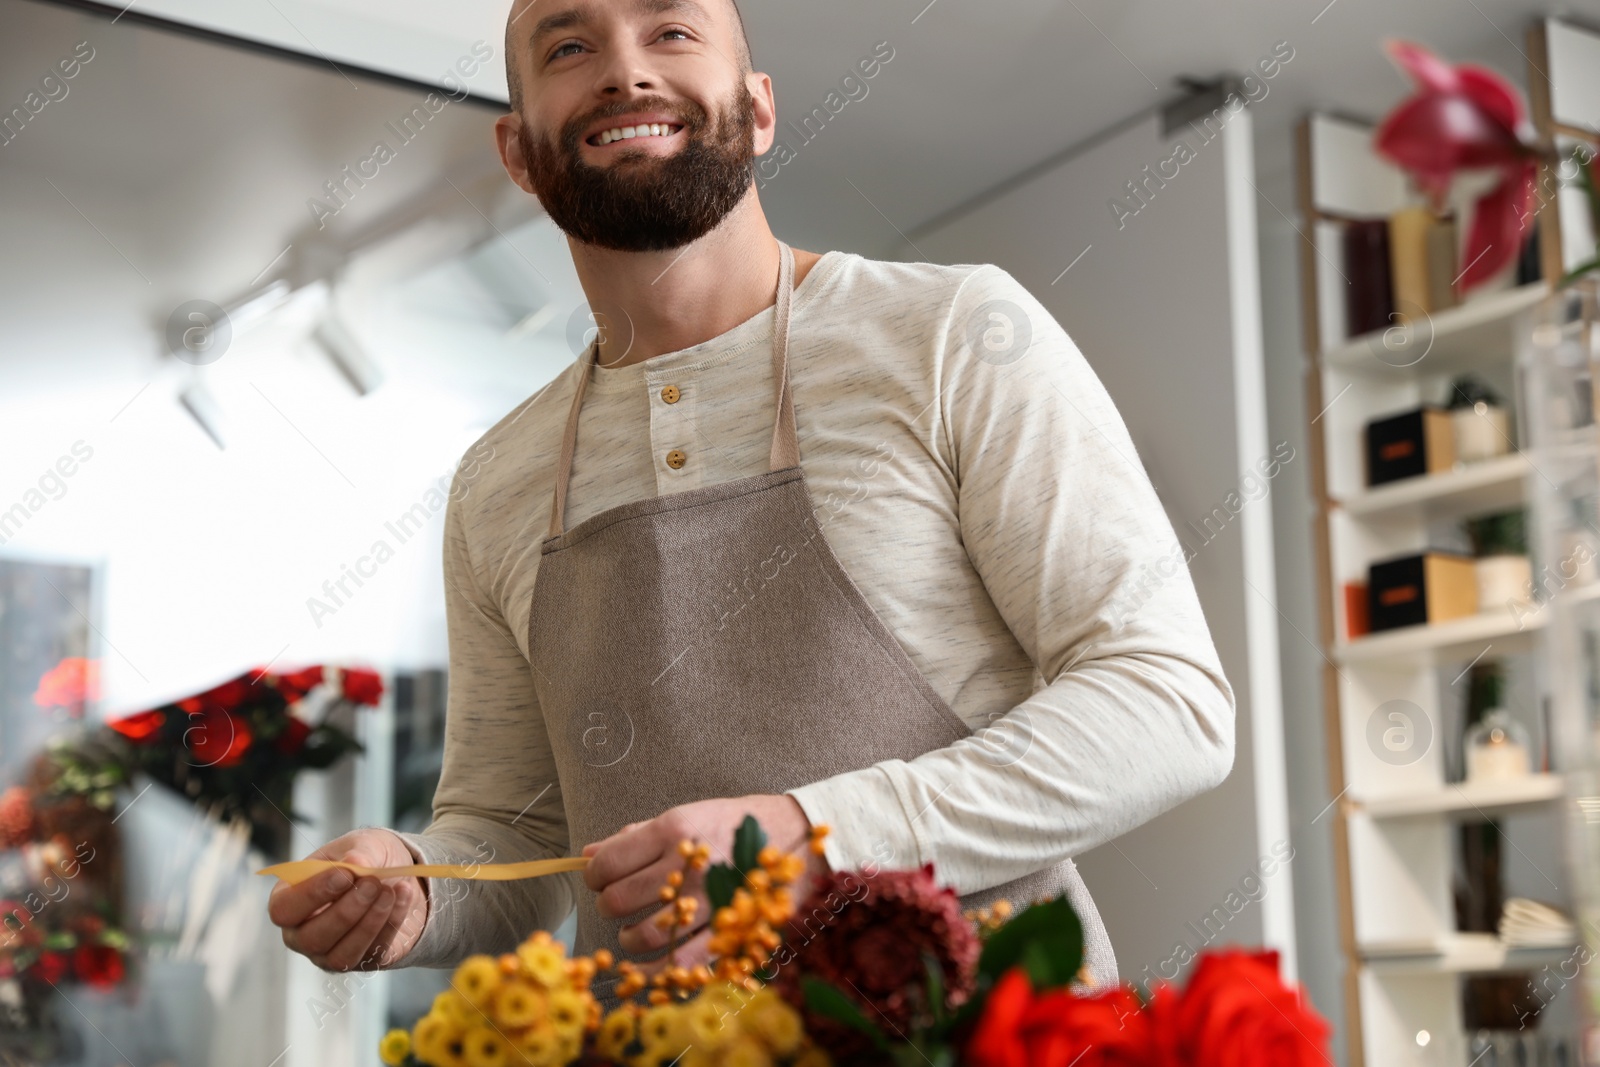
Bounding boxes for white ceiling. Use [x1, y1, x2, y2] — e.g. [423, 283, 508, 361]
[88, 0, 1600, 239]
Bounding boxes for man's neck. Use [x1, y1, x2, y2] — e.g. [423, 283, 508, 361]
[567, 198, 823, 370]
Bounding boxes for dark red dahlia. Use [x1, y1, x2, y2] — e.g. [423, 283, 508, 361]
[773, 863, 980, 1063]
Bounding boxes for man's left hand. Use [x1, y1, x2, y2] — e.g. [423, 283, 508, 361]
[579, 793, 831, 975]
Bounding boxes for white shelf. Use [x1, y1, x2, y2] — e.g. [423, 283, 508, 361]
[1354, 773, 1565, 818]
[1322, 282, 1550, 378]
[1335, 605, 1543, 664]
[1361, 933, 1576, 975]
[1337, 453, 1530, 523]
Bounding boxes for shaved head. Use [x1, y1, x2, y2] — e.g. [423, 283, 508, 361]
[504, 0, 753, 117]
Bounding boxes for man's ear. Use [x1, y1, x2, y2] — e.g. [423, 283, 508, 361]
[747, 71, 777, 158]
[494, 113, 537, 195]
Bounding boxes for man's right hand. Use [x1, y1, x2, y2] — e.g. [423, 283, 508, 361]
[268, 829, 428, 971]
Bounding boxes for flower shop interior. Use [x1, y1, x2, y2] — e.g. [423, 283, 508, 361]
[3, 0, 1600, 1065]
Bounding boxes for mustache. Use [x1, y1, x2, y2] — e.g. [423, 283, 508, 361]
[560, 97, 707, 148]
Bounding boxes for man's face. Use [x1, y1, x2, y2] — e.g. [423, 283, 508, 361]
[505, 0, 759, 252]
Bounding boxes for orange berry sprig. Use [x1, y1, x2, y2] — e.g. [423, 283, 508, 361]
[629, 819, 831, 1005]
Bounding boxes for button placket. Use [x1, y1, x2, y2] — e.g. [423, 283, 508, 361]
[648, 378, 699, 491]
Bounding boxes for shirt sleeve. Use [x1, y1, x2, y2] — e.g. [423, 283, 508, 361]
[786, 263, 1237, 893]
[387, 465, 577, 968]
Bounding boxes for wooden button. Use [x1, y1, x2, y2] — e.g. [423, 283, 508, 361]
[665, 449, 687, 469]
[660, 385, 681, 404]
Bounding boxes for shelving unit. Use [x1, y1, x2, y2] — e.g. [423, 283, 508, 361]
[1293, 19, 1600, 1065]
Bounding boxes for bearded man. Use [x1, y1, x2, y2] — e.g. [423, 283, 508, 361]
[269, 0, 1236, 1005]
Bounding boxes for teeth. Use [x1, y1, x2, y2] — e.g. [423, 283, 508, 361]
[596, 123, 679, 145]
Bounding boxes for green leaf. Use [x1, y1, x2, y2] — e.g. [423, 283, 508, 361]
[1558, 255, 1600, 289]
[730, 814, 766, 874]
[703, 814, 769, 913]
[922, 950, 948, 1027]
[42, 932, 76, 950]
[976, 895, 1083, 992]
[801, 976, 889, 1052]
[704, 864, 742, 914]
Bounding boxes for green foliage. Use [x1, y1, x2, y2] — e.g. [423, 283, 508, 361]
[1463, 509, 1527, 557]
[1446, 374, 1502, 410]
[801, 975, 890, 1053]
[705, 814, 767, 913]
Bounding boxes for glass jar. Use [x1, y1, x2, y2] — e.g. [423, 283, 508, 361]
[1465, 709, 1533, 782]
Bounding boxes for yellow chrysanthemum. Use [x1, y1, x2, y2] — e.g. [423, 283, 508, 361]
[639, 1004, 680, 1051]
[433, 990, 485, 1028]
[746, 997, 802, 1056]
[792, 1047, 831, 1067]
[517, 941, 567, 989]
[718, 1035, 774, 1067]
[379, 1028, 412, 1066]
[461, 1025, 510, 1067]
[491, 980, 545, 1028]
[678, 995, 733, 1052]
[596, 1008, 636, 1059]
[546, 988, 587, 1037]
[453, 956, 504, 1007]
[413, 1012, 458, 1062]
[514, 1021, 561, 1067]
[423, 1029, 470, 1067]
[555, 1029, 582, 1063]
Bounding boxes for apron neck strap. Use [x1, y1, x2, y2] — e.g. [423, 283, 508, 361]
[547, 239, 799, 539]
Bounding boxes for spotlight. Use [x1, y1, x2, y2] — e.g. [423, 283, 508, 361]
[311, 316, 384, 397]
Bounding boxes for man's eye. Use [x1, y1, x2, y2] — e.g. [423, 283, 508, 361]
[551, 42, 582, 60]
[660, 29, 690, 41]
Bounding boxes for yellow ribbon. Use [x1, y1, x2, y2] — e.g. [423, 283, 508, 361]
[257, 856, 591, 886]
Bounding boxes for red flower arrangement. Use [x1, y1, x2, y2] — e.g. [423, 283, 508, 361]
[1373, 39, 1600, 292]
[767, 847, 1332, 1067]
[65, 664, 385, 858]
[32, 657, 101, 719]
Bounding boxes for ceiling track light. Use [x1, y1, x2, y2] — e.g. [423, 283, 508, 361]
[312, 316, 384, 397]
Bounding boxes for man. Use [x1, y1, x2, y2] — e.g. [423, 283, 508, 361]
[268, 0, 1236, 996]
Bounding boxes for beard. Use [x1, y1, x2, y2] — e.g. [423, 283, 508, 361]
[517, 84, 756, 252]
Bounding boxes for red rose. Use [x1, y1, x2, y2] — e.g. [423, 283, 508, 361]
[1154, 948, 1332, 1067]
[966, 967, 1156, 1067]
[276, 666, 325, 703]
[184, 708, 252, 767]
[73, 944, 124, 988]
[197, 677, 254, 712]
[108, 709, 166, 742]
[29, 949, 68, 984]
[340, 668, 384, 706]
[275, 716, 312, 755]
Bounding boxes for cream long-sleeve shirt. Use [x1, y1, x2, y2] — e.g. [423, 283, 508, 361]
[388, 248, 1236, 969]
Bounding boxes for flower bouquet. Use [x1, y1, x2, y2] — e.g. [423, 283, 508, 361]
[379, 816, 1331, 1066]
[44, 664, 384, 860]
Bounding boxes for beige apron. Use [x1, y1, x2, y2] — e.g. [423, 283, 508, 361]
[528, 241, 1116, 1004]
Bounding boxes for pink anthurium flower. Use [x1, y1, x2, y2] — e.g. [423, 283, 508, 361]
[1373, 40, 1541, 292]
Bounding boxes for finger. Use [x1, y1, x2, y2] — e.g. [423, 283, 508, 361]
[583, 823, 668, 892]
[620, 904, 707, 957]
[635, 926, 713, 977]
[286, 876, 385, 958]
[319, 884, 397, 972]
[269, 864, 361, 927]
[595, 853, 686, 920]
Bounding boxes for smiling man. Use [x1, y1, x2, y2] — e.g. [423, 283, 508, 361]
[269, 0, 1236, 1003]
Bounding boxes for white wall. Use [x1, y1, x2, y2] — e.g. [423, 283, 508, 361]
[888, 104, 1300, 996]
